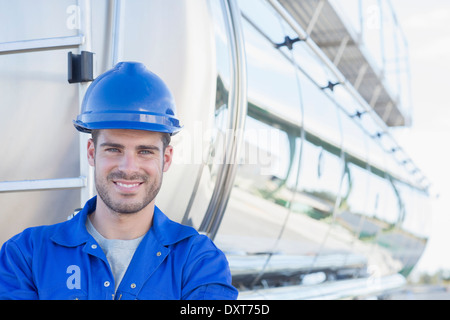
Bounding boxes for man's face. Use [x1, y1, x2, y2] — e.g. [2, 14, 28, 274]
[87, 129, 173, 215]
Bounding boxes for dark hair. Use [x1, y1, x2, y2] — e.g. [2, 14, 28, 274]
[160, 132, 171, 150]
[91, 130, 171, 150]
[91, 130, 100, 146]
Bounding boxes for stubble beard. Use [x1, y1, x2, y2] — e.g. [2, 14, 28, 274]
[95, 170, 163, 215]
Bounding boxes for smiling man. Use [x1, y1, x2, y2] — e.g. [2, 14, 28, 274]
[89, 129, 170, 240]
[0, 62, 238, 300]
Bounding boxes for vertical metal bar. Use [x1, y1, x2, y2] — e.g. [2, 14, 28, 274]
[358, 0, 364, 41]
[389, 0, 401, 105]
[378, 0, 385, 71]
[77, 0, 95, 206]
[200, 0, 248, 239]
[209, 0, 248, 238]
[111, 0, 123, 66]
[198, 0, 236, 235]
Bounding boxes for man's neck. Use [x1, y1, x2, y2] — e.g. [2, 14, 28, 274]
[89, 198, 154, 240]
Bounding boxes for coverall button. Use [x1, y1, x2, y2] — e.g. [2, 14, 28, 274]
[130, 283, 136, 289]
[156, 251, 161, 256]
[91, 244, 97, 249]
[104, 281, 110, 287]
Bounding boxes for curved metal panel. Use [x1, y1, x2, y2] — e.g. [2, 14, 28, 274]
[199, 0, 248, 238]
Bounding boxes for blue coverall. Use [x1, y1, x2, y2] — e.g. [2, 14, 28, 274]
[0, 196, 238, 300]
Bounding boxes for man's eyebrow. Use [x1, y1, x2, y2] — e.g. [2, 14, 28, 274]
[136, 145, 161, 152]
[99, 142, 124, 149]
[98, 142, 161, 152]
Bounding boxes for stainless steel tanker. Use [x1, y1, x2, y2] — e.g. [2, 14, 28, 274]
[0, 0, 431, 299]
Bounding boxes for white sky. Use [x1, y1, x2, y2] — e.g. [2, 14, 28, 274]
[390, 0, 450, 273]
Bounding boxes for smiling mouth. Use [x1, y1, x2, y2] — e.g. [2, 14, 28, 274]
[108, 172, 148, 192]
[113, 181, 144, 192]
[115, 182, 141, 188]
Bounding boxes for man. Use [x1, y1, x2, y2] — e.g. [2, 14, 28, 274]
[0, 62, 238, 300]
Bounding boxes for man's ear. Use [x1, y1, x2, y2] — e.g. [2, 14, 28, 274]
[87, 138, 95, 167]
[163, 145, 173, 172]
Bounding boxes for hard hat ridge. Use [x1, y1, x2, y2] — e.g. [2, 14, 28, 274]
[73, 61, 182, 135]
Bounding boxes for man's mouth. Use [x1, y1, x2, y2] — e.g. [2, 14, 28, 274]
[113, 180, 144, 192]
[115, 182, 141, 188]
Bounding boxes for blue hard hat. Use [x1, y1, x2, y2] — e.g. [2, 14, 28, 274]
[73, 62, 182, 135]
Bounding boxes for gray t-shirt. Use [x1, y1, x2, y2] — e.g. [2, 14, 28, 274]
[86, 217, 144, 292]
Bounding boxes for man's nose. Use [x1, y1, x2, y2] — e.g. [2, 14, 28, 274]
[118, 152, 139, 174]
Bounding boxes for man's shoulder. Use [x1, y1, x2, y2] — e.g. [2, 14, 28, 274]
[3, 219, 71, 250]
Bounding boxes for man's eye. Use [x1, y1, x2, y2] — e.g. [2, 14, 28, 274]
[106, 148, 120, 153]
[139, 150, 154, 155]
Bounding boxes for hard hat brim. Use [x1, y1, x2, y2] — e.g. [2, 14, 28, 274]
[73, 111, 182, 135]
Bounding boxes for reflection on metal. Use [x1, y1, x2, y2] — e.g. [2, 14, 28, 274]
[277, 0, 410, 127]
[229, 253, 366, 280]
[199, 0, 248, 239]
[238, 273, 406, 300]
[217, 0, 430, 297]
[260, 0, 429, 190]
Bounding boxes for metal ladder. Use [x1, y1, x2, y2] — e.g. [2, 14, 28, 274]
[0, 0, 95, 206]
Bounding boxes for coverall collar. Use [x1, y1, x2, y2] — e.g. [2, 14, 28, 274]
[50, 196, 197, 248]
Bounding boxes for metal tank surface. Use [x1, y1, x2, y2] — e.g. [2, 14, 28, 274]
[0, 0, 431, 299]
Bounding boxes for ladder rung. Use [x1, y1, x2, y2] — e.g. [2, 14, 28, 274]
[0, 35, 84, 55]
[0, 177, 86, 193]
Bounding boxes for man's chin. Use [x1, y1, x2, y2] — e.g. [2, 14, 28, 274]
[99, 192, 150, 215]
[106, 201, 147, 215]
